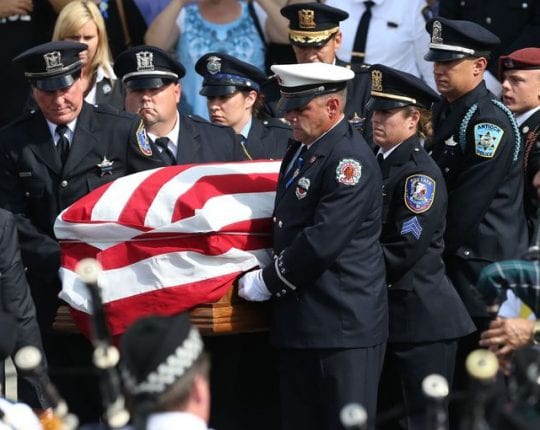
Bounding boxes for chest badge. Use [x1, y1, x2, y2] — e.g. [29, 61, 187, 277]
[97, 156, 114, 176]
[404, 174, 435, 213]
[295, 177, 310, 199]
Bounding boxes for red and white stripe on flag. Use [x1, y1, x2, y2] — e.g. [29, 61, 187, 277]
[54, 160, 281, 335]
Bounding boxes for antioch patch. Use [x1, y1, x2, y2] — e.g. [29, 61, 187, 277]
[404, 174, 435, 213]
[335, 159, 361, 185]
[474, 123, 504, 158]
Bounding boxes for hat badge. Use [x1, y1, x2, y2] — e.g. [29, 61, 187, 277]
[43, 51, 64, 72]
[206, 56, 221, 75]
[371, 70, 383, 92]
[299, 9, 316, 29]
[504, 59, 514, 68]
[432, 20, 443, 44]
[136, 51, 155, 72]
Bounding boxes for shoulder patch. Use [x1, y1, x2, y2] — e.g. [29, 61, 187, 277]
[404, 174, 435, 213]
[336, 159, 361, 185]
[136, 121, 152, 156]
[474, 123, 504, 158]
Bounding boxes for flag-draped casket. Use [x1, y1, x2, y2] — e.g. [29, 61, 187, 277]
[54, 161, 281, 336]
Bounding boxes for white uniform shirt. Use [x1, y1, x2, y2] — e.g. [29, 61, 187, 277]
[326, 0, 436, 89]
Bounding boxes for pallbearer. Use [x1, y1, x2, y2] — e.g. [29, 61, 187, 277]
[368, 64, 474, 430]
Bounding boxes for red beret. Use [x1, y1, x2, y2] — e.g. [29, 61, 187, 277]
[499, 47, 540, 80]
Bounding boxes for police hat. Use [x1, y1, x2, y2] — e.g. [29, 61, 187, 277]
[281, 2, 348, 48]
[498, 48, 540, 80]
[424, 17, 500, 62]
[271, 62, 354, 112]
[0, 312, 18, 361]
[195, 52, 267, 97]
[120, 312, 204, 398]
[114, 45, 186, 90]
[367, 64, 440, 111]
[13, 41, 86, 91]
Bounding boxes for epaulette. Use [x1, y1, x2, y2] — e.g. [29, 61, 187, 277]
[350, 63, 371, 74]
[262, 117, 291, 129]
[94, 103, 135, 120]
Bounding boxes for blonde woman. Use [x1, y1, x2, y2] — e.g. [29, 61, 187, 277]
[52, 0, 123, 108]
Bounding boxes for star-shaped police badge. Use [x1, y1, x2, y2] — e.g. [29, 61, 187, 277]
[97, 156, 114, 176]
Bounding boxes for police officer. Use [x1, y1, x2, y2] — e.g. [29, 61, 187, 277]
[238, 62, 388, 430]
[0, 40, 139, 422]
[499, 48, 540, 244]
[196, 52, 290, 160]
[425, 17, 528, 396]
[368, 64, 474, 429]
[262, 2, 372, 139]
[113, 45, 246, 171]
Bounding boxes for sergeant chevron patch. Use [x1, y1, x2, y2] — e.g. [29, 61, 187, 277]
[401, 216, 422, 240]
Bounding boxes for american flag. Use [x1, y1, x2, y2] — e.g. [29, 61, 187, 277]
[54, 161, 281, 336]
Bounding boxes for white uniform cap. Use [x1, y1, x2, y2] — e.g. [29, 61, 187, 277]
[270, 63, 354, 111]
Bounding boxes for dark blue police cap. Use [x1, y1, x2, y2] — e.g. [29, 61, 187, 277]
[367, 64, 440, 111]
[195, 53, 266, 97]
[114, 45, 186, 90]
[281, 2, 348, 48]
[424, 17, 500, 62]
[13, 41, 86, 91]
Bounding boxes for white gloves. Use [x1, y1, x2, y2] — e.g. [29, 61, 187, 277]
[238, 269, 271, 302]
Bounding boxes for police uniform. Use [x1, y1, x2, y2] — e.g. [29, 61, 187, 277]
[113, 45, 246, 171]
[425, 18, 528, 320]
[0, 41, 139, 422]
[239, 62, 388, 430]
[499, 48, 540, 244]
[262, 3, 373, 139]
[367, 65, 474, 429]
[196, 52, 290, 160]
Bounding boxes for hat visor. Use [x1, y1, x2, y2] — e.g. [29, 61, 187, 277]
[32, 71, 79, 92]
[366, 97, 412, 112]
[424, 49, 470, 62]
[277, 93, 319, 113]
[125, 77, 176, 90]
[200, 85, 239, 97]
[289, 36, 330, 49]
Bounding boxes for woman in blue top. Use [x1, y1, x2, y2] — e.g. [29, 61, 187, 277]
[146, 0, 285, 119]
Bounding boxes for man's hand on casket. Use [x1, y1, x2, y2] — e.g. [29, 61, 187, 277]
[238, 269, 271, 302]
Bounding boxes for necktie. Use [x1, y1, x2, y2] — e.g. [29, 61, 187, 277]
[155, 137, 176, 165]
[376, 152, 384, 166]
[351, 1, 375, 64]
[55, 125, 70, 166]
[285, 145, 306, 188]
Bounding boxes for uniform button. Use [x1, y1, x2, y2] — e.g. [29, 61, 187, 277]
[282, 289, 287, 294]
[522, 2, 529, 9]
[273, 217, 277, 223]
[387, 284, 392, 288]
[460, 0, 465, 5]
[464, 250, 470, 256]
[485, 17, 492, 24]
[61, 180, 68, 188]
[444, 167, 450, 173]
[278, 221, 283, 228]
[523, 126, 530, 134]
[276, 292, 281, 298]
[25, 191, 30, 197]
